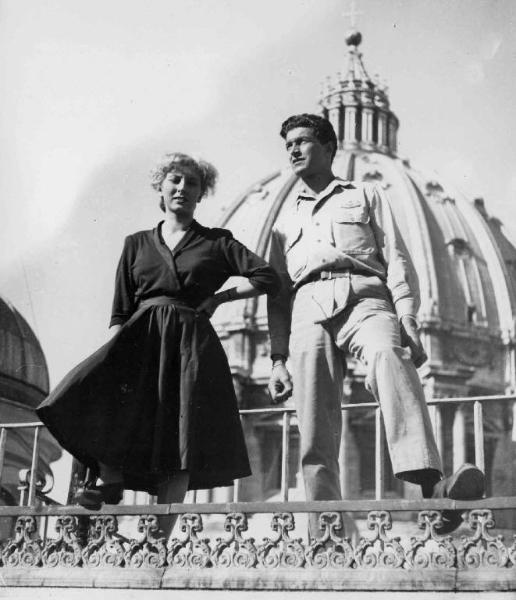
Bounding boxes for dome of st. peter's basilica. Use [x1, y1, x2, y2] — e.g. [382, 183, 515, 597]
[210, 31, 516, 505]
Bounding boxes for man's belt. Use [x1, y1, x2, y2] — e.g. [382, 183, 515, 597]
[295, 269, 353, 290]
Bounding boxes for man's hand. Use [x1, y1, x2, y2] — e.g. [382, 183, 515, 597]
[268, 363, 293, 404]
[400, 316, 428, 368]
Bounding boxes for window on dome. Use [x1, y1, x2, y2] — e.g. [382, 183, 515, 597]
[467, 304, 477, 324]
[447, 237, 471, 258]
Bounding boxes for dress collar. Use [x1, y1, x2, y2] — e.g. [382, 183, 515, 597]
[154, 219, 200, 255]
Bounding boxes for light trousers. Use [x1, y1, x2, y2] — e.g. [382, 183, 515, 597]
[289, 281, 442, 535]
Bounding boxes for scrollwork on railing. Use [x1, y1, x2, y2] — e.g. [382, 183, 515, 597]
[167, 513, 212, 568]
[82, 515, 125, 567]
[354, 511, 405, 568]
[42, 516, 82, 567]
[0, 505, 513, 574]
[458, 509, 509, 568]
[406, 510, 456, 569]
[305, 512, 354, 568]
[211, 512, 258, 568]
[1, 516, 42, 567]
[124, 515, 167, 568]
[509, 535, 516, 567]
[257, 512, 305, 568]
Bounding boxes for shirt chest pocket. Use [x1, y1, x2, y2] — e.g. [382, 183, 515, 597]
[331, 201, 377, 255]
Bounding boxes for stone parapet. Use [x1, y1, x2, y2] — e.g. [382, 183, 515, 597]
[0, 499, 513, 591]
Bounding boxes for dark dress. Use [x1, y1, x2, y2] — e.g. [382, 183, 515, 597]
[37, 220, 280, 493]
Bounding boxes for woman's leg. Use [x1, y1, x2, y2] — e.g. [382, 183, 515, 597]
[156, 471, 190, 540]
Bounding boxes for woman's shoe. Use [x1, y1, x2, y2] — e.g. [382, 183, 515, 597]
[75, 482, 124, 510]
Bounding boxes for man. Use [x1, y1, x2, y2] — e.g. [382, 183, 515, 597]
[267, 113, 485, 537]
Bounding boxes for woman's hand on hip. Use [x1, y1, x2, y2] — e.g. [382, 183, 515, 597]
[196, 296, 221, 318]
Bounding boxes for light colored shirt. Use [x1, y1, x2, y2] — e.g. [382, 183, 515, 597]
[267, 177, 420, 356]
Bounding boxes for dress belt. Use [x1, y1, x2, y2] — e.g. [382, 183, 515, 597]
[295, 269, 353, 290]
[138, 296, 195, 311]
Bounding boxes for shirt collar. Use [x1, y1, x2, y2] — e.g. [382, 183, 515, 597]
[297, 177, 356, 203]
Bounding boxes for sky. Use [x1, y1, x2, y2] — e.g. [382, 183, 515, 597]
[2, 0, 516, 387]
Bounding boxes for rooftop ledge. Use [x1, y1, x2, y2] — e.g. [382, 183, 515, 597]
[0, 498, 513, 592]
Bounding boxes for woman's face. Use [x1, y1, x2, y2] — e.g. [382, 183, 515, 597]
[160, 165, 203, 218]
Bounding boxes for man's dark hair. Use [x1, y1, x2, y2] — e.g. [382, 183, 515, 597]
[280, 113, 338, 160]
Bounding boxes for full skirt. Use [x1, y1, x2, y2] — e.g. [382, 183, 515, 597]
[36, 303, 251, 493]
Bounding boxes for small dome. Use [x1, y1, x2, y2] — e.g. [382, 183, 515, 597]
[0, 297, 49, 406]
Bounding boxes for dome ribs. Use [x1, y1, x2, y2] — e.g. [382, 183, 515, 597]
[440, 182, 514, 340]
[407, 171, 468, 326]
[0, 296, 49, 398]
[217, 171, 282, 230]
[381, 164, 440, 323]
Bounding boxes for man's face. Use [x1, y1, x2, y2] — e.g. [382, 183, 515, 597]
[284, 126, 333, 177]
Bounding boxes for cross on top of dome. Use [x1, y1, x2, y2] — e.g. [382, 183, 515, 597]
[342, 0, 362, 29]
[342, 0, 363, 47]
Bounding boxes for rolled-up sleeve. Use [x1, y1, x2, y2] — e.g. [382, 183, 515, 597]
[221, 232, 281, 296]
[267, 227, 294, 357]
[367, 185, 420, 319]
[110, 236, 137, 327]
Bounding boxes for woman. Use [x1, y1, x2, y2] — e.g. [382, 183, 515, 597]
[37, 152, 280, 517]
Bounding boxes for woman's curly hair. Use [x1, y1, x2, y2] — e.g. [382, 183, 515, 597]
[150, 152, 218, 201]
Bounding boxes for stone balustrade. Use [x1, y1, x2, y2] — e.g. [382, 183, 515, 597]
[0, 498, 514, 591]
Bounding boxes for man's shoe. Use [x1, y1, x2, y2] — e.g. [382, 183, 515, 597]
[75, 482, 124, 510]
[432, 463, 485, 501]
[432, 463, 485, 534]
